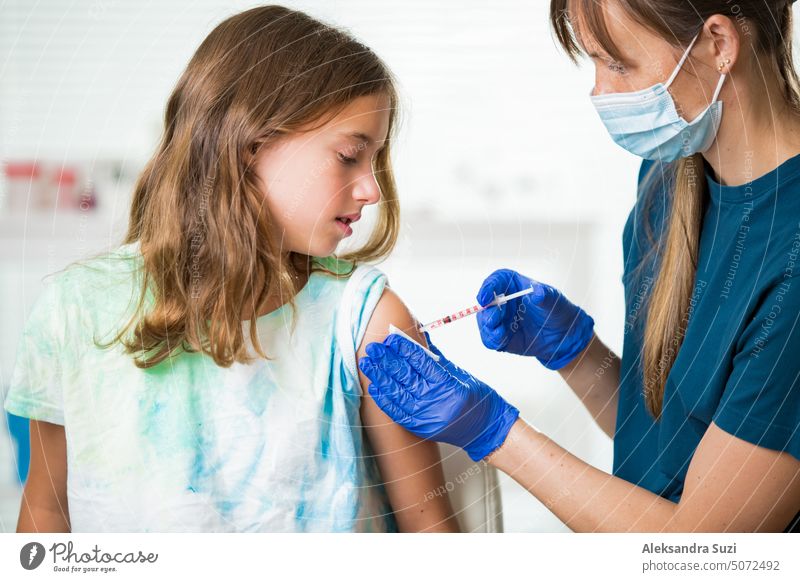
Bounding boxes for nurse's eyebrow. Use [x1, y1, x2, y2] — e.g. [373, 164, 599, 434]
[587, 50, 632, 66]
[586, 50, 613, 60]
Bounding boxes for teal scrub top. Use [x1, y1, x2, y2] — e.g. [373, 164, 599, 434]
[616, 156, 800, 532]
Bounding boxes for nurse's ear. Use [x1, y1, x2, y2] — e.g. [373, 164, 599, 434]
[702, 14, 741, 75]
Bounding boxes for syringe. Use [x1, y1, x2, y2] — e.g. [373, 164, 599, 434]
[418, 284, 537, 333]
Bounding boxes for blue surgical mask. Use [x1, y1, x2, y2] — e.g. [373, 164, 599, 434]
[590, 33, 726, 162]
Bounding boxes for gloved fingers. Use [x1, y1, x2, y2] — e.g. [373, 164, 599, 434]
[360, 356, 421, 415]
[531, 280, 548, 303]
[479, 322, 511, 351]
[422, 333, 445, 360]
[476, 305, 508, 338]
[420, 331, 450, 363]
[367, 340, 419, 386]
[421, 330, 433, 347]
[383, 333, 452, 385]
[476, 268, 518, 307]
[420, 334, 469, 383]
[367, 383, 413, 425]
[477, 303, 504, 331]
[379, 371, 419, 414]
[522, 280, 548, 309]
[358, 353, 400, 392]
[475, 269, 507, 307]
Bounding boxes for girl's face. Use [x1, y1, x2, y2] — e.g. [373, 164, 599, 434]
[254, 93, 391, 257]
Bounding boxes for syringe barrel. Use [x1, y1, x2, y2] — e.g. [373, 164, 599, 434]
[419, 303, 486, 332]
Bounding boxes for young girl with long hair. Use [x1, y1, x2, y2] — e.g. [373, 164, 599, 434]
[5, 5, 459, 533]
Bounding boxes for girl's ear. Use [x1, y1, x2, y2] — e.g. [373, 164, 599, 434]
[247, 140, 268, 170]
[250, 136, 278, 159]
[703, 14, 741, 74]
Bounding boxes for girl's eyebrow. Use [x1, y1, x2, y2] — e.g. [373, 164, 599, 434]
[339, 130, 373, 142]
[338, 130, 387, 149]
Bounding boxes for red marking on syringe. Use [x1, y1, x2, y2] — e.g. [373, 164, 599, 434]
[420, 303, 486, 332]
[418, 284, 536, 333]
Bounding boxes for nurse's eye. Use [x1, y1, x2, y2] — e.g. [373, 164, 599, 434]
[337, 152, 358, 165]
[607, 60, 628, 75]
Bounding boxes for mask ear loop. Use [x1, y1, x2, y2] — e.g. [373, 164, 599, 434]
[710, 71, 727, 103]
[664, 32, 701, 89]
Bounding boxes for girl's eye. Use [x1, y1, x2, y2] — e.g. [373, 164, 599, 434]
[337, 152, 357, 165]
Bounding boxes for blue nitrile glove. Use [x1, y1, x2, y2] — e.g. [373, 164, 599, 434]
[359, 331, 520, 462]
[476, 268, 595, 370]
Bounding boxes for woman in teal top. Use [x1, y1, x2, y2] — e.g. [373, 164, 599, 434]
[613, 157, 800, 531]
[359, 0, 800, 531]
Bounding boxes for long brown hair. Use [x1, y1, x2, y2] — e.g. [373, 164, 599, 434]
[97, 5, 400, 369]
[550, 0, 800, 419]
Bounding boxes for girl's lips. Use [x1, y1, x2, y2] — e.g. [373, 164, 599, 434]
[338, 213, 361, 223]
[335, 217, 353, 237]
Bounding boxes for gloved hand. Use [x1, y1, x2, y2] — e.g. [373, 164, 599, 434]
[358, 331, 520, 462]
[476, 268, 595, 370]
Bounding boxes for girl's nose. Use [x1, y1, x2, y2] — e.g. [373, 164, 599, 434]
[352, 169, 382, 205]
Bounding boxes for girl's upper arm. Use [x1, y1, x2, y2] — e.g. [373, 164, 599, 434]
[357, 286, 460, 532]
[18, 419, 71, 532]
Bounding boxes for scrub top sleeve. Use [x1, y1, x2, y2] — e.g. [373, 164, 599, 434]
[3, 277, 67, 425]
[712, 276, 800, 461]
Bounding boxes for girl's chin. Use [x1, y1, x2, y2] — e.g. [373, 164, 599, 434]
[302, 239, 339, 258]
[274, 235, 336, 257]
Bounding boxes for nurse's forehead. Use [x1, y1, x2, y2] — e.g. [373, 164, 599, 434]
[571, 4, 642, 62]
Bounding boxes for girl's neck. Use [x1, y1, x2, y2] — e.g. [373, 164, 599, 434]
[255, 275, 309, 318]
[242, 256, 311, 320]
[703, 83, 800, 187]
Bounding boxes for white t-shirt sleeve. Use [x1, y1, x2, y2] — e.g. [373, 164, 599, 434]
[335, 264, 388, 395]
[4, 276, 67, 425]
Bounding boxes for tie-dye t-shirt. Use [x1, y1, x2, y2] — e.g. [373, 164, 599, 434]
[4, 241, 398, 532]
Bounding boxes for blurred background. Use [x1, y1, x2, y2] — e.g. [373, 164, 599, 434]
[0, 0, 691, 532]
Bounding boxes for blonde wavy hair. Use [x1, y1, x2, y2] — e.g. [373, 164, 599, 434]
[96, 5, 400, 369]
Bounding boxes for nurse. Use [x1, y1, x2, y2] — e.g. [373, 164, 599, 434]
[359, 0, 800, 531]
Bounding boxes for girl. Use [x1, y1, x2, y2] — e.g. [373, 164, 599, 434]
[360, 0, 800, 531]
[4, 5, 459, 533]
